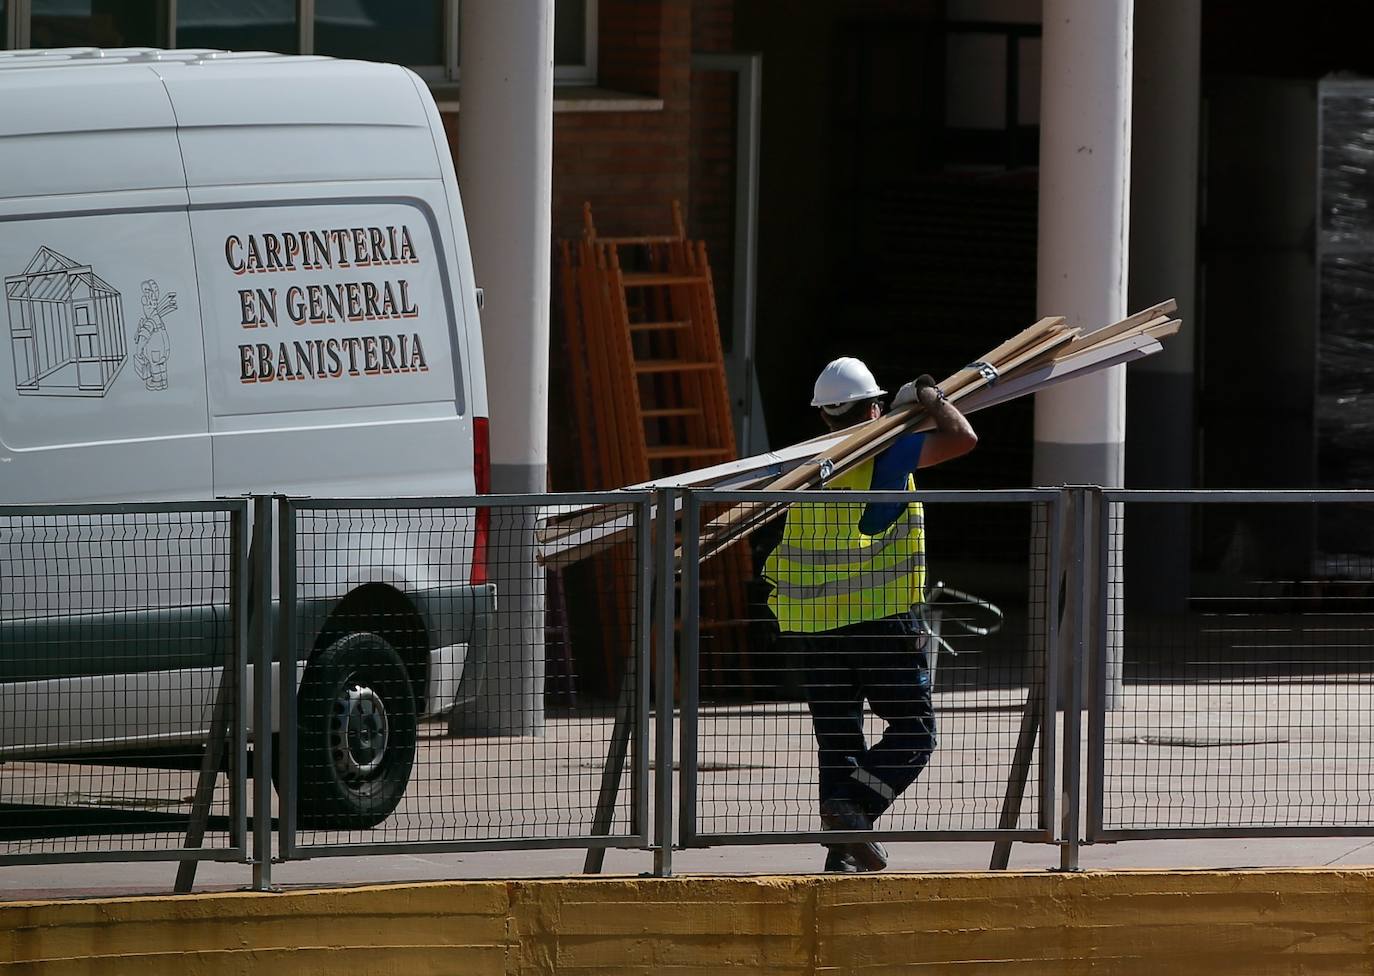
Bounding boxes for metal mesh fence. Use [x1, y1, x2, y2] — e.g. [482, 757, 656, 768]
[683, 490, 1053, 848]
[282, 494, 649, 854]
[0, 503, 245, 862]
[1095, 495, 1374, 834]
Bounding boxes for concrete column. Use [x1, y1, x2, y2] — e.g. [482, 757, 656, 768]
[1126, 0, 1201, 612]
[449, 0, 554, 737]
[1033, 0, 1133, 487]
[1033, 0, 1133, 708]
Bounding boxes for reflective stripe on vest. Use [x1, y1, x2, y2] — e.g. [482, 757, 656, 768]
[769, 505, 923, 566]
[763, 457, 926, 634]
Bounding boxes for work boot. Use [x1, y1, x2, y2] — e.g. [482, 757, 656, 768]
[819, 797, 888, 872]
[824, 847, 862, 873]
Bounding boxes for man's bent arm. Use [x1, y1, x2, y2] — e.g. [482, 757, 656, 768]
[916, 384, 977, 468]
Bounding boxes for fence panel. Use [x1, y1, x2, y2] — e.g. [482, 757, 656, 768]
[680, 488, 1060, 853]
[1091, 491, 1374, 839]
[278, 492, 652, 858]
[0, 501, 248, 865]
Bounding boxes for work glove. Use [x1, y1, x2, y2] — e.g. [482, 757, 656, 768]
[892, 374, 944, 409]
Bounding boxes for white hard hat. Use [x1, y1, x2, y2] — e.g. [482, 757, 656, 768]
[811, 356, 886, 409]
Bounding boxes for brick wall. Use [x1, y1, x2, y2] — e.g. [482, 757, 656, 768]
[554, 0, 693, 240]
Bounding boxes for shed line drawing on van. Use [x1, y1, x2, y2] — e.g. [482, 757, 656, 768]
[134, 278, 174, 391]
[5, 246, 128, 397]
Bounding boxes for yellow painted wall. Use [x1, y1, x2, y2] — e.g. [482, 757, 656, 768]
[2, 870, 1372, 975]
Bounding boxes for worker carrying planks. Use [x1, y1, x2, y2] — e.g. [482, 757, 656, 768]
[763, 355, 978, 872]
[538, 298, 1180, 873]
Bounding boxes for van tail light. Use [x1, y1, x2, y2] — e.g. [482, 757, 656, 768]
[471, 416, 491, 586]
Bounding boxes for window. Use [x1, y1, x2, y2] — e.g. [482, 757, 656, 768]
[6, 1, 596, 84]
[315, 0, 444, 77]
[175, 0, 297, 55]
[5, 1, 597, 85]
[29, 0, 168, 49]
[552, 0, 595, 83]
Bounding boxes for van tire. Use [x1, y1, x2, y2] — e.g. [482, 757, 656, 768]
[295, 632, 417, 829]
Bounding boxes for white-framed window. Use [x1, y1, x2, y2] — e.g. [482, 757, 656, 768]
[5, 0, 597, 85]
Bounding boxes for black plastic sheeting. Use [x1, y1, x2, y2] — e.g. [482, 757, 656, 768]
[1317, 82, 1374, 557]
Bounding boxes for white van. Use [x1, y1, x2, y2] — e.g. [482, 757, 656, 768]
[0, 49, 493, 827]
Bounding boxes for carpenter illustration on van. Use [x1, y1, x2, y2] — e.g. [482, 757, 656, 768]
[5, 246, 127, 397]
[134, 279, 175, 391]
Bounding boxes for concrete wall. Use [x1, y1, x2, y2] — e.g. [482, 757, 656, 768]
[4, 871, 1372, 974]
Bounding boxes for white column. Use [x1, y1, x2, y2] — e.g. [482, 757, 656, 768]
[450, 0, 554, 737]
[1033, 0, 1133, 709]
[1033, 0, 1133, 488]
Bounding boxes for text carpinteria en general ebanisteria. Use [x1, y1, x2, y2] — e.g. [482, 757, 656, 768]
[230, 224, 432, 383]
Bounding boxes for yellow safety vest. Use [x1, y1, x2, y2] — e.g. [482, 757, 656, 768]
[764, 457, 926, 634]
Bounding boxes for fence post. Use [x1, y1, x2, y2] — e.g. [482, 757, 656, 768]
[274, 496, 297, 869]
[678, 490, 700, 851]
[583, 493, 655, 873]
[989, 492, 1062, 869]
[653, 486, 677, 877]
[633, 493, 655, 844]
[174, 501, 250, 893]
[1085, 487, 1111, 844]
[251, 495, 276, 891]
[230, 501, 250, 855]
[1057, 486, 1090, 871]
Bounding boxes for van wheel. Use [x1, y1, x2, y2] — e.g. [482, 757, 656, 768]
[296, 632, 417, 829]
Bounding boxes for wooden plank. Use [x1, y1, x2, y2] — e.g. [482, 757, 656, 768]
[633, 360, 717, 374]
[646, 445, 734, 460]
[621, 271, 708, 287]
[577, 244, 626, 487]
[629, 320, 692, 332]
[642, 407, 703, 418]
[588, 234, 685, 245]
[601, 243, 652, 483]
[1054, 313, 1172, 360]
[558, 240, 600, 489]
[937, 316, 1070, 400]
[1144, 318, 1182, 340]
[1049, 299, 1177, 360]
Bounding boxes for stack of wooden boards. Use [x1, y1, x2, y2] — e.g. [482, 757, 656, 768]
[556, 203, 752, 687]
[539, 299, 1182, 564]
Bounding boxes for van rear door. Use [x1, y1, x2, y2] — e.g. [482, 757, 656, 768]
[0, 63, 212, 503]
[160, 59, 473, 501]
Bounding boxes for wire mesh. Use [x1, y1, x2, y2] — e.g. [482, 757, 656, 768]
[0, 503, 244, 862]
[1098, 497, 1374, 833]
[685, 490, 1051, 847]
[283, 495, 647, 852]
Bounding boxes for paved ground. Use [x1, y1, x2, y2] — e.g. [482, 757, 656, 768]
[4, 681, 1374, 901]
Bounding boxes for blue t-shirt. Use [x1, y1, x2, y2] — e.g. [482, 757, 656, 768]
[857, 432, 925, 535]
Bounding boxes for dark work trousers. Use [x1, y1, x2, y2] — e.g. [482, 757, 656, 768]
[791, 613, 936, 822]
